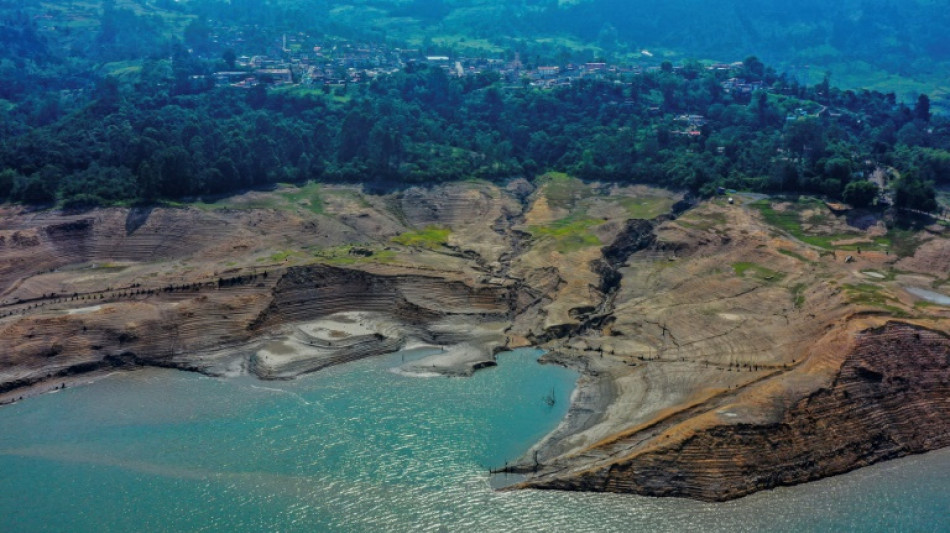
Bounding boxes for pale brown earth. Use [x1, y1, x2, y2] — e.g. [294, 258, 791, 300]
[1, 179, 948, 501]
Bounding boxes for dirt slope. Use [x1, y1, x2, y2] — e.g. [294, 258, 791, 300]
[1, 181, 948, 501]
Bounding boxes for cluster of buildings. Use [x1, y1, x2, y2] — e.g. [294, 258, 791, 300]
[210, 35, 406, 89]
[721, 77, 767, 96]
[207, 33, 766, 96]
[672, 114, 709, 137]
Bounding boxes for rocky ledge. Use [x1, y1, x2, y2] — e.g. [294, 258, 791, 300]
[1, 180, 949, 501]
[520, 321, 950, 501]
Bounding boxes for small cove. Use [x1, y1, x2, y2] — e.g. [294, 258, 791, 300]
[0, 347, 948, 532]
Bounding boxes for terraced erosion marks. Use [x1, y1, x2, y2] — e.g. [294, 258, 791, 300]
[520, 322, 950, 500]
[1, 181, 949, 501]
[251, 264, 511, 330]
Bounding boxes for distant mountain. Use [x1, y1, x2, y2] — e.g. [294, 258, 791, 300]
[319, 0, 949, 107]
[2, 0, 948, 107]
[538, 0, 950, 93]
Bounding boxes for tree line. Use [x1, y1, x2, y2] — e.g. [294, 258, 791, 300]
[0, 25, 944, 212]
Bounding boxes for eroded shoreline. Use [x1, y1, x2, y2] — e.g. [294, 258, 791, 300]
[1, 180, 949, 501]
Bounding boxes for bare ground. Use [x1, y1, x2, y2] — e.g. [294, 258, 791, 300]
[1, 181, 948, 501]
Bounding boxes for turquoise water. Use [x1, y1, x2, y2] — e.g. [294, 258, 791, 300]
[0, 347, 948, 532]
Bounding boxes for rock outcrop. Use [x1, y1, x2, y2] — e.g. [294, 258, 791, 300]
[1, 182, 948, 502]
[523, 322, 950, 501]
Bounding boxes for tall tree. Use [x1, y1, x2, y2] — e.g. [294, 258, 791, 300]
[915, 94, 931, 123]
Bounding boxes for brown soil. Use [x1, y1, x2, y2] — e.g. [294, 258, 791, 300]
[1, 182, 948, 501]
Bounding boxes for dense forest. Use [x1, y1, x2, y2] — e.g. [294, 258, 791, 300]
[0, 0, 946, 213]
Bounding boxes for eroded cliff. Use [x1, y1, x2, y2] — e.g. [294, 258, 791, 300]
[521, 321, 950, 500]
[1, 179, 948, 501]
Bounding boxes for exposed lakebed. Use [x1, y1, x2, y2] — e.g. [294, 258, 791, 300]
[1, 348, 948, 532]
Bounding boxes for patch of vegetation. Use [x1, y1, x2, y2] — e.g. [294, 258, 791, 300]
[616, 195, 675, 220]
[789, 283, 807, 308]
[777, 248, 812, 263]
[530, 214, 602, 253]
[677, 211, 727, 231]
[2, 0, 947, 219]
[184, 183, 325, 214]
[268, 250, 298, 262]
[281, 182, 324, 215]
[913, 299, 948, 311]
[391, 226, 450, 249]
[751, 199, 815, 236]
[842, 283, 907, 316]
[883, 228, 923, 258]
[750, 199, 911, 253]
[732, 262, 784, 282]
[537, 173, 590, 210]
[186, 194, 285, 212]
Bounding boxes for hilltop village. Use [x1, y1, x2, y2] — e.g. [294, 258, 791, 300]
[207, 33, 767, 99]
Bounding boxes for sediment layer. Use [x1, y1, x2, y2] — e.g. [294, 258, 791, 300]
[1, 181, 948, 501]
[521, 322, 950, 501]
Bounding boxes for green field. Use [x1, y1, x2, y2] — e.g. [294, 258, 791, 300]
[749, 199, 915, 254]
[391, 226, 451, 249]
[530, 213, 602, 253]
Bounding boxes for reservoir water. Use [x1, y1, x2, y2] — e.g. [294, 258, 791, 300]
[0, 348, 948, 532]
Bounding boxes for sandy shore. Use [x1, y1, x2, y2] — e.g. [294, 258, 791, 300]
[0, 368, 132, 406]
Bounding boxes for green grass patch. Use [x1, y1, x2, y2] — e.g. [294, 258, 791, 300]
[391, 226, 451, 249]
[732, 261, 784, 282]
[269, 250, 298, 262]
[842, 283, 907, 315]
[281, 182, 324, 215]
[677, 211, 727, 231]
[750, 199, 906, 253]
[790, 283, 807, 308]
[616, 196, 675, 219]
[530, 213, 602, 253]
[913, 299, 948, 311]
[427, 34, 505, 54]
[937, 188, 950, 211]
[750, 199, 814, 235]
[185, 182, 324, 214]
[187, 195, 286, 212]
[272, 86, 351, 106]
[777, 248, 813, 263]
